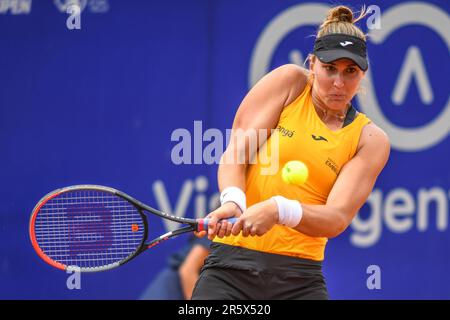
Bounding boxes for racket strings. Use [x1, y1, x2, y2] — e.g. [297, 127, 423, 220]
[34, 190, 145, 270]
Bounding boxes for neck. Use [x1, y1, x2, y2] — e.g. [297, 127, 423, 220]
[311, 90, 350, 122]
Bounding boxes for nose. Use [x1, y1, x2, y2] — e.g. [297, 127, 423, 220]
[333, 74, 345, 88]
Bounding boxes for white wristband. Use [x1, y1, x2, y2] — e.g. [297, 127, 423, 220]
[271, 196, 303, 227]
[220, 186, 246, 213]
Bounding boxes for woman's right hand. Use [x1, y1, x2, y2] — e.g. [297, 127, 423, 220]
[196, 202, 242, 240]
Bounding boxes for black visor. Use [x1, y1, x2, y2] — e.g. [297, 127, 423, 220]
[313, 34, 368, 71]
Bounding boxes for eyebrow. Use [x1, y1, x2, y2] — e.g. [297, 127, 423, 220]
[325, 62, 358, 67]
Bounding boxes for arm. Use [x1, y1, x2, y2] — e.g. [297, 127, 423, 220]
[178, 244, 210, 300]
[230, 123, 390, 238]
[206, 64, 309, 238]
[293, 124, 390, 238]
[218, 64, 308, 191]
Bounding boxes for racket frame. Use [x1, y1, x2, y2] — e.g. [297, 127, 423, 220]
[29, 185, 203, 272]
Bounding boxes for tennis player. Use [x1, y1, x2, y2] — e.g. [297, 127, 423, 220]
[192, 5, 390, 299]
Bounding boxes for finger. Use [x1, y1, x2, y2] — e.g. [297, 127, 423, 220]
[225, 221, 233, 237]
[208, 222, 221, 240]
[207, 216, 219, 238]
[194, 231, 207, 238]
[231, 218, 244, 236]
[207, 208, 233, 238]
[242, 223, 251, 237]
[250, 227, 257, 237]
[217, 222, 228, 238]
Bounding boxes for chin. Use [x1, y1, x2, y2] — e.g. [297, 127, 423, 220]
[326, 100, 347, 110]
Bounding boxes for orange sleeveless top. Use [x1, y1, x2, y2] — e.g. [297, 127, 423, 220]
[215, 83, 371, 261]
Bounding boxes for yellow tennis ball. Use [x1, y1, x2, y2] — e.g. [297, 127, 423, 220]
[281, 160, 309, 186]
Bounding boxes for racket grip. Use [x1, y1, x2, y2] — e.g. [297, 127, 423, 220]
[197, 217, 238, 232]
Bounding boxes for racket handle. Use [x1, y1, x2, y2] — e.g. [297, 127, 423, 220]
[197, 217, 238, 232]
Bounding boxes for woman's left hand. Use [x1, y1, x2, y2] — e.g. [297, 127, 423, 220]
[230, 199, 279, 237]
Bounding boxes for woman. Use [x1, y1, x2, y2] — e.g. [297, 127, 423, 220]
[192, 5, 390, 300]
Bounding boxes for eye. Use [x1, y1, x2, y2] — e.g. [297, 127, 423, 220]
[324, 65, 336, 71]
[346, 67, 357, 73]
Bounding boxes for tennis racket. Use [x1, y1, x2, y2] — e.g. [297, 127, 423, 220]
[29, 184, 236, 272]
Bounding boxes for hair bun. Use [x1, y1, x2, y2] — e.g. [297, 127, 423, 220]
[326, 5, 354, 24]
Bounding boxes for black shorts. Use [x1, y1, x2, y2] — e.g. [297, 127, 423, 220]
[192, 243, 328, 300]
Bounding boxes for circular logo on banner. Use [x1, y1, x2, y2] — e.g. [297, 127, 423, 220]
[54, 0, 88, 13]
[249, 2, 450, 152]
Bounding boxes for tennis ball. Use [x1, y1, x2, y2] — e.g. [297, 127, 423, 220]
[281, 160, 309, 186]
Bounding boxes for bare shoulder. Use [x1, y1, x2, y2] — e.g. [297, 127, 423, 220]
[357, 123, 391, 159]
[269, 64, 309, 105]
[273, 64, 308, 81]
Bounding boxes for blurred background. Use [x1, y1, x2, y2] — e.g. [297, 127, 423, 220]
[0, 0, 449, 299]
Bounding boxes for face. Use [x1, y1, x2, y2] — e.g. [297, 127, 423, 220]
[310, 57, 365, 111]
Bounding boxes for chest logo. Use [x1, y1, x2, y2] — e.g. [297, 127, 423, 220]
[312, 134, 328, 142]
[277, 125, 295, 138]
